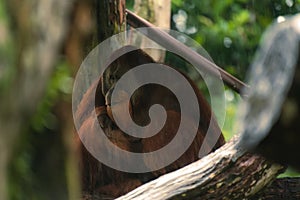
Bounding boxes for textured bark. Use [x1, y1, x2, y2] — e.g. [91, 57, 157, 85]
[251, 178, 300, 200]
[134, 0, 170, 30]
[133, 0, 171, 62]
[74, 0, 129, 197]
[115, 136, 285, 200]
[82, 177, 300, 200]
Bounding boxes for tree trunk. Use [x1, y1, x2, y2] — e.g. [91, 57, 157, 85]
[0, 1, 73, 199]
[133, 0, 171, 62]
[74, 0, 127, 197]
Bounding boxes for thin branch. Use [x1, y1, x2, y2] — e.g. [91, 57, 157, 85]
[126, 9, 249, 95]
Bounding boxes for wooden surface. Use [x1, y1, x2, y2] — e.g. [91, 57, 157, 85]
[115, 136, 285, 200]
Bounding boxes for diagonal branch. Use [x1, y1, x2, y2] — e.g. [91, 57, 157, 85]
[116, 136, 285, 200]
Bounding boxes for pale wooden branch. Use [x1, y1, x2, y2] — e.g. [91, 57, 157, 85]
[82, 177, 300, 200]
[116, 136, 285, 200]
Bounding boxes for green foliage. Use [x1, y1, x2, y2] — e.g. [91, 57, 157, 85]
[279, 167, 300, 178]
[126, 0, 135, 10]
[9, 60, 73, 200]
[170, 0, 299, 133]
[171, 0, 300, 80]
[171, 0, 300, 177]
[31, 61, 73, 132]
[0, 0, 15, 94]
[8, 2, 300, 198]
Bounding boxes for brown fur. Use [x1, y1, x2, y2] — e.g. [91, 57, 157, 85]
[75, 46, 225, 197]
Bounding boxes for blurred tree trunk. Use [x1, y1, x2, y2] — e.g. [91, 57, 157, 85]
[0, 1, 73, 199]
[66, 0, 126, 62]
[133, 0, 171, 62]
[134, 0, 171, 31]
[65, 0, 126, 198]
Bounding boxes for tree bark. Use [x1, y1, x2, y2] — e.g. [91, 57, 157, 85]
[251, 178, 300, 200]
[116, 136, 285, 200]
[73, 0, 127, 197]
[82, 177, 300, 200]
[133, 0, 170, 62]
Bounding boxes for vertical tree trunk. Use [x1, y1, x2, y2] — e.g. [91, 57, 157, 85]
[0, 1, 73, 199]
[133, 0, 171, 62]
[134, 0, 170, 29]
[71, 0, 127, 198]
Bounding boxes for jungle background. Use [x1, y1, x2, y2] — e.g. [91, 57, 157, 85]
[0, 0, 299, 199]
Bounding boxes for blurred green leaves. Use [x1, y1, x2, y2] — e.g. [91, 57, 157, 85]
[170, 0, 300, 141]
[0, 0, 15, 95]
[31, 60, 73, 132]
[171, 0, 300, 81]
[8, 59, 73, 200]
